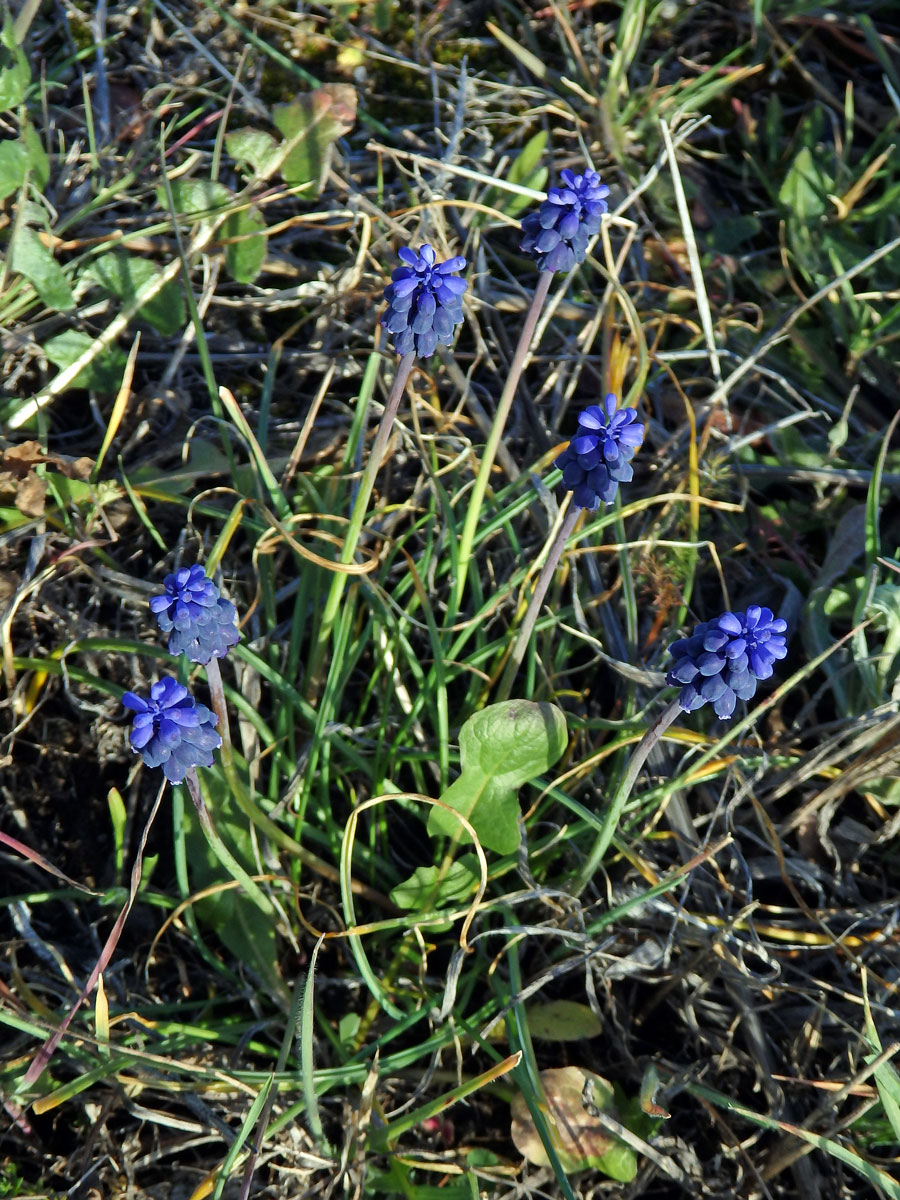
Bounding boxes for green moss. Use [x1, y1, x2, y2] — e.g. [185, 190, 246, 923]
[66, 13, 95, 53]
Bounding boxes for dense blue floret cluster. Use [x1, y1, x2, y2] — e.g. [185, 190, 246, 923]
[381, 244, 467, 359]
[122, 677, 221, 783]
[520, 168, 610, 273]
[554, 394, 644, 510]
[150, 564, 239, 665]
[666, 606, 789, 719]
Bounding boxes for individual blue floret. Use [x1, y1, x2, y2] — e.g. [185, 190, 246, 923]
[520, 168, 610, 273]
[380, 243, 467, 359]
[554, 394, 644, 510]
[123, 677, 222, 783]
[150, 564, 239, 665]
[666, 606, 789, 720]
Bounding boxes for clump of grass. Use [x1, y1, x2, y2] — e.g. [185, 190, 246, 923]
[3, 1, 900, 1198]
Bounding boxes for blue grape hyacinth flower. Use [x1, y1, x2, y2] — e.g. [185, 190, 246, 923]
[666, 606, 789, 720]
[123, 677, 222, 783]
[150, 564, 239, 665]
[520, 168, 610, 273]
[554, 394, 644, 510]
[380, 243, 467, 359]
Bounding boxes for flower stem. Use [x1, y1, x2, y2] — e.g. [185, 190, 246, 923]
[183, 767, 275, 918]
[452, 271, 553, 616]
[495, 502, 580, 702]
[305, 350, 416, 700]
[205, 656, 232, 755]
[571, 698, 682, 896]
[21, 781, 166, 1088]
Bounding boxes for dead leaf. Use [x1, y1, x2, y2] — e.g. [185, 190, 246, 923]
[0, 442, 95, 518]
[15, 472, 47, 517]
[511, 1066, 618, 1171]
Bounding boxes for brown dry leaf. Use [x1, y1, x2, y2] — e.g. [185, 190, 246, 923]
[15, 472, 48, 517]
[0, 442, 95, 517]
[510, 1066, 617, 1171]
[2, 440, 47, 478]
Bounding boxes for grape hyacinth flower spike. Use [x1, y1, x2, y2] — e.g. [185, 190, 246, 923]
[380, 243, 468, 360]
[495, 394, 644, 701]
[574, 605, 790, 892]
[123, 677, 221, 783]
[520, 168, 610, 274]
[307, 244, 467, 697]
[666, 606, 789, 720]
[150, 564, 239, 665]
[555, 394, 645, 511]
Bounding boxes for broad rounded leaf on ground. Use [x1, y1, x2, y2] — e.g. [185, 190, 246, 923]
[511, 1067, 637, 1180]
[0, 140, 29, 202]
[12, 227, 74, 312]
[225, 128, 282, 180]
[426, 700, 567, 855]
[44, 331, 127, 393]
[526, 999, 604, 1041]
[224, 205, 268, 284]
[389, 853, 480, 914]
[88, 252, 186, 335]
[0, 17, 30, 110]
[272, 85, 357, 196]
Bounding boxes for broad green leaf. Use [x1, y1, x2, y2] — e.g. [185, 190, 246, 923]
[87, 251, 185, 335]
[45, 473, 119, 509]
[44, 331, 127, 392]
[0, 17, 30, 110]
[390, 854, 480, 912]
[427, 700, 567, 855]
[511, 1067, 637, 1179]
[161, 177, 232, 220]
[225, 128, 282, 180]
[272, 84, 357, 196]
[526, 1000, 604, 1042]
[711, 214, 761, 253]
[338, 1012, 360, 1046]
[0, 139, 28, 201]
[11, 227, 74, 311]
[224, 204, 267, 283]
[778, 146, 830, 222]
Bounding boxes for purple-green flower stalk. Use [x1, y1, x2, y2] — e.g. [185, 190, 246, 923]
[496, 396, 644, 701]
[453, 166, 610, 615]
[122, 676, 277, 923]
[20, 779, 167, 1089]
[144, 566, 386, 909]
[306, 243, 467, 698]
[572, 607, 789, 893]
